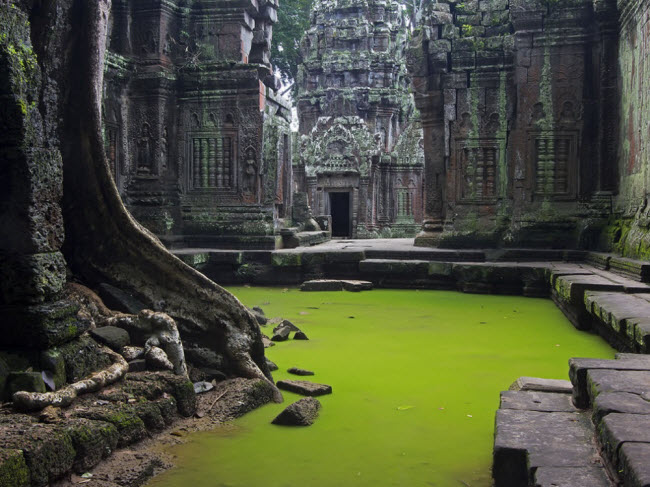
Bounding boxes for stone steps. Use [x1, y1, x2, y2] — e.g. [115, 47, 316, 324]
[570, 355, 650, 487]
[494, 354, 650, 486]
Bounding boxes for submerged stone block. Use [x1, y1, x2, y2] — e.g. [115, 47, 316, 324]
[276, 379, 332, 396]
[272, 397, 321, 426]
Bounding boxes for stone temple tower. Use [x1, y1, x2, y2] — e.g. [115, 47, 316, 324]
[294, 0, 425, 238]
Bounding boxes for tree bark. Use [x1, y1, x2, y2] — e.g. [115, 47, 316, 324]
[28, 0, 278, 399]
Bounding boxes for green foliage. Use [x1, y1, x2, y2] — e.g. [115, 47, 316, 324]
[271, 0, 314, 86]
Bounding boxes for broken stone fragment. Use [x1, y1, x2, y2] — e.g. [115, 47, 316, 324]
[272, 397, 321, 426]
[273, 320, 301, 334]
[288, 367, 314, 376]
[90, 326, 131, 352]
[294, 331, 309, 340]
[262, 336, 276, 348]
[276, 380, 332, 396]
[145, 346, 174, 371]
[271, 326, 291, 342]
[193, 381, 214, 394]
[508, 377, 573, 394]
[121, 346, 144, 362]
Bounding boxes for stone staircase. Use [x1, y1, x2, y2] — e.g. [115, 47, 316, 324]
[493, 354, 650, 487]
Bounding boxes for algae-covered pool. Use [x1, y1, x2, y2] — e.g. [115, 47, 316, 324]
[149, 288, 614, 487]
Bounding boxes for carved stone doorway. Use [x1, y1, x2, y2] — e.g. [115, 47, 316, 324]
[329, 192, 351, 237]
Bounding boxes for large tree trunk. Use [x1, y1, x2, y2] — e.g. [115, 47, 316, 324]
[27, 0, 277, 397]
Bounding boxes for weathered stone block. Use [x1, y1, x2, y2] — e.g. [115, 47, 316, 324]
[493, 409, 600, 487]
[593, 391, 650, 423]
[57, 335, 112, 383]
[276, 379, 332, 396]
[533, 466, 610, 487]
[0, 252, 66, 305]
[90, 326, 131, 351]
[65, 419, 119, 473]
[619, 443, 650, 487]
[508, 376, 573, 394]
[300, 279, 344, 291]
[599, 413, 650, 469]
[500, 391, 576, 412]
[271, 252, 302, 267]
[6, 372, 46, 397]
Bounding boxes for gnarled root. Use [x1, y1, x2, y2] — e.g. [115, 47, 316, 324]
[106, 309, 188, 377]
[12, 347, 128, 412]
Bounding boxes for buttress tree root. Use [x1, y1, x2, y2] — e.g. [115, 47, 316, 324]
[26, 0, 280, 401]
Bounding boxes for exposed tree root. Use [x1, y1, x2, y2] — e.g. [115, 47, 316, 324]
[12, 347, 128, 412]
[25, 0, 281, 401]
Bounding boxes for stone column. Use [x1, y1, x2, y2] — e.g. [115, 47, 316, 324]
[406, 5, 452, 247]
[414, 92, 446, 246]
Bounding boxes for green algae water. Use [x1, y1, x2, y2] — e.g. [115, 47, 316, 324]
[149, 288, 614, 487]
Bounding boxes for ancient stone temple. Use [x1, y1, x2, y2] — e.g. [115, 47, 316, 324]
[293, 0, 425, 238]
[408, 0, 625, 249]
[103, 0, 292, 249]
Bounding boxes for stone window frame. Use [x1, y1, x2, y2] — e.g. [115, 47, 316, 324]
[527, 130, 579, 201]
[453, 138, 504, 205]
[185, 130, 239, 193]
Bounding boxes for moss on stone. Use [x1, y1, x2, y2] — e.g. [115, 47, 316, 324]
[0, 449, 30, 487]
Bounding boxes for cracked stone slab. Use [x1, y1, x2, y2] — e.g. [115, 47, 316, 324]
[500, 391, 577, 413]
[599, 413, 650, 469]
[533, 466, 611, 487]
[493, 409, 600, 486]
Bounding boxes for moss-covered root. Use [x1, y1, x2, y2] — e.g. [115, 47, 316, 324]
[12, 346, 128, 411]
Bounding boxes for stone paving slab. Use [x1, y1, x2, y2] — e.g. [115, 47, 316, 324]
[593, 392, 650, 422]
[599, 413, 650, 469]
[619, 442, 650, 487]
[493, 409, 600, 487]
[500, 391, 576, 412]
[533, 465, 611, 487]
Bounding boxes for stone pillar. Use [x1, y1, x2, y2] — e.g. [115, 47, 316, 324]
[0, 5, 83, 351]
[594, 0, 619, 194]
[415, 93, 447, 246]
[406, 5, 453, 246]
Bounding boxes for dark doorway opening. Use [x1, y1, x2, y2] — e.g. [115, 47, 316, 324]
[329, 192, 350, 237]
